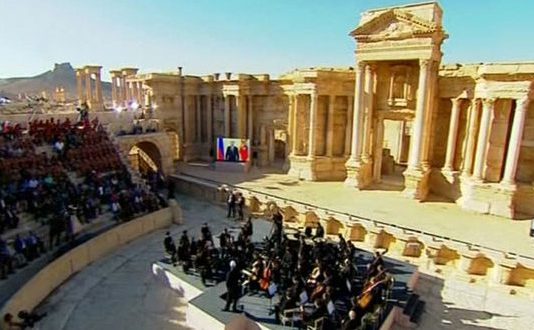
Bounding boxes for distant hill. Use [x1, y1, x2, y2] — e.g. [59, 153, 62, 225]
[0, 63, 111, 101]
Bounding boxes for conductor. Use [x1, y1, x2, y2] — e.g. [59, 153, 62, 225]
[223, 260, 241, 312]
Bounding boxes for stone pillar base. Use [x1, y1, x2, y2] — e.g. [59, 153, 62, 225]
[344, 159, 367, 189]
[287, 155, 317, 181]
[402, 168, 429, 200]
[458, 179, 518, 218]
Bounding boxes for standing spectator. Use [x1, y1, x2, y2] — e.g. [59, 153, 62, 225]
[226, 190, 236, 219]
[49, 214, 64, 248]
[236, 193, 245, 221]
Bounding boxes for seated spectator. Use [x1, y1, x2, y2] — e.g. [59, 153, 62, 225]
[0, 238, 14, 279]
[13, 234, 27, 260]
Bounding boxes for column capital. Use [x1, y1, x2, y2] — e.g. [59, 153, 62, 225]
[364, 63, 376, 74]
[356, 61, 366, 72]
[451, 97, 463, 107]
[482, 98, 496, 108]
[516, 95, 530, 111]
[419, 58, 431, 68]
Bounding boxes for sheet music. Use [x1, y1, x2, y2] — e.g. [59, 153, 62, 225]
[327, 301, 335, 315]
[268, 283, 277, 296]
[299, 291, 308, 304]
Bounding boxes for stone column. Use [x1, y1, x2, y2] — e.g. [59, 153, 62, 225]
[362, 64, 375, 161]
[373, 118, 385, 181]
[76, 69, 84, 102]
[421, 61, 438, 170]
[121, 76, 127, 105]
[85, 70, 92, 104]
[111, 77, 117, 106]
[224, 96, 231, 137]
[472, 98, 495, 181]
[247, 95, 253, 142]
[344, 96, 353, 156]
[237, 95, 246, 138]
[501, 96, 530, 185]
[131, 81, 138, 103]
[443, 98, 462, 171]
[137, 82, 143, 103]
[268, 128, 275, 163]
[260, 125, 267, 146]
[307, 92, 318, 159]
[462, 99, 480, 176]
[207, 95, 213, 146]
[95, 72, 103, 106]
[287, 94, 295, 154]
[196, 95, 202, 143]
[291, 94, 299, 156]
[326, 95, 335, 157]
[407, 59, 430, 171]
[347, 62, 366, 164]
[183, 96, 190, 144]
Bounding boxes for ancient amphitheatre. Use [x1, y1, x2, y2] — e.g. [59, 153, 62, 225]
[1, 1, 534, 329]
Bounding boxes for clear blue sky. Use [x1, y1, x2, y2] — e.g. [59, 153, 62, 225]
[0, 0, 532, 81]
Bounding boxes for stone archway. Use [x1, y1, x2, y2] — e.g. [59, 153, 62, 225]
[116, 133, 173, 175]
[129, 141, 162, 174]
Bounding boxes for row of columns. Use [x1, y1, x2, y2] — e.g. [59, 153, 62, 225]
[184, 94, 254, 145]
[75, 66, 103, 110]
[110, 68, 140, 108]
[443, 95, 530, 185]
[288, 93, 353, 159]
[346, 61, 379, 167]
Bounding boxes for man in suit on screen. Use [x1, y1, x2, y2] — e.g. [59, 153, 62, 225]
[225, 141, 240, 162]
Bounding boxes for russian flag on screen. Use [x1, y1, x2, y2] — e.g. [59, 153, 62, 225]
[217, 137, 224, 160]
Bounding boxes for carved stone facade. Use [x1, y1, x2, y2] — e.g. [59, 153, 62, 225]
[74, 2, 534, 219]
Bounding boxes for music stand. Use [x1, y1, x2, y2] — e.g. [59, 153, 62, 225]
[267, 283, 278, 314]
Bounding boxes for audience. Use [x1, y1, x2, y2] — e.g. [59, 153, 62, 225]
[0, 117, 164, 281]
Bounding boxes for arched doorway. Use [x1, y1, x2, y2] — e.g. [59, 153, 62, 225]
[129, 141, 162, 175]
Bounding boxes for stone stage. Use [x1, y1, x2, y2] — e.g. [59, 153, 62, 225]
[151, 219, 418, 329]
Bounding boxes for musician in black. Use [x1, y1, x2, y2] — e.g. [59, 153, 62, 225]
[243, 216, 253, 238]
[178, 230, 190, 263]
[342, 310, 361, 330]
[314, 222, 325, 240]
[219, 228, 231, 259]
[301, 298, 328, 327]
[223, 260, 241, 312]
[271, 211, 283, 245]
[163, 232, 177, 266]
[201, 222, 213, 243]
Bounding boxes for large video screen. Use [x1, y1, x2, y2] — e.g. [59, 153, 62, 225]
[216, 137, 250, 162]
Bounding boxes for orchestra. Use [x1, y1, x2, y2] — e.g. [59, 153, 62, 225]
[169, 207, 394, 328]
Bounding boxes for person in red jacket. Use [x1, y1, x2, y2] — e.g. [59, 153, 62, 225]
[239, 140, 249, 162]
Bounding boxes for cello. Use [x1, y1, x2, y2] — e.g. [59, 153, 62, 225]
[259, 260, 272, 291]
[355, 270, 388, 311]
